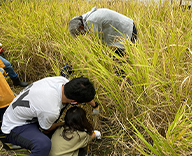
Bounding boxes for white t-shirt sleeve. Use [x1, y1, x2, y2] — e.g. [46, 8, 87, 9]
[37, 111, 59, 130]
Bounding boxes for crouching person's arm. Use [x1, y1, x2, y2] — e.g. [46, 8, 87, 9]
[41, 122, 64, 135]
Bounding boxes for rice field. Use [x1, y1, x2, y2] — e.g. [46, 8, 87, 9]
[0, 0, 192, 155]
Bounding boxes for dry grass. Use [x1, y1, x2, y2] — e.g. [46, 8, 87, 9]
[0, 0, 192, 155]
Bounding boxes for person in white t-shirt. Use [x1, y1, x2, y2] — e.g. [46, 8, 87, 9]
[1, 76, 99, 156]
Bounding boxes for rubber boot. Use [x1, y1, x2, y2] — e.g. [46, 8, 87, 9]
[11, 77, 28, 87]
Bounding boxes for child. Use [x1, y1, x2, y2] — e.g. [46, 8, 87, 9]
[49, 106, 101, 156]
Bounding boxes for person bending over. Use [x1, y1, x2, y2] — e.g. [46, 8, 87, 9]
[68, 7, 137, 57]
[1, 76, 99, 156]
[49, 106, 101, 156]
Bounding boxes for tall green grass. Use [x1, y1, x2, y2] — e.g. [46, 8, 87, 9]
[0, 0, 192, 155]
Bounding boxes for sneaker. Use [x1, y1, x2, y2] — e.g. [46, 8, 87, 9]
[3, 142, 22, 150]
[0, 135, 22, 150]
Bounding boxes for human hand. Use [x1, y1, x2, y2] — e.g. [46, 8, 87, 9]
[92, 106, 99, 115]
[59, 122, 65, 127]
[94, 130, 101, 139]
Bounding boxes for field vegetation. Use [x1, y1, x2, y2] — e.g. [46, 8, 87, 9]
[0, 0, 192, 155]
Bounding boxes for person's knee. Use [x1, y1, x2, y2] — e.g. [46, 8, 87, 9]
[3, 60, 12, 69]
[0, 57, 11, 67]
[40, 141, 51, 153]
[37, 138, 51, 150]
[32, 137, 51, 154]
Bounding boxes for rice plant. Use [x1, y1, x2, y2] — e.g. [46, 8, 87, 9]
[0, 0, 191, 155]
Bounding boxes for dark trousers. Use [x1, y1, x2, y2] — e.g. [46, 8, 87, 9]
[131, 23, 137, 43]
[5, 123, 51, 156]
[115, 23, 137, 57]
[78, 148, 86, 156]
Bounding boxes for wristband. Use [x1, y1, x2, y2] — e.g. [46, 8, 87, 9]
[92, 102, 99, 109]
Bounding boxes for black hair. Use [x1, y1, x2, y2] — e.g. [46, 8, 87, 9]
[64, 77, 96, 103]
[62, 106, 93, 140]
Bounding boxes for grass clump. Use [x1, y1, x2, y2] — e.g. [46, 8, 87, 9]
[0, 0, 192, 155]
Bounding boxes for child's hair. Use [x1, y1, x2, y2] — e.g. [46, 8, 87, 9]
[62, 106, 93, 141]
